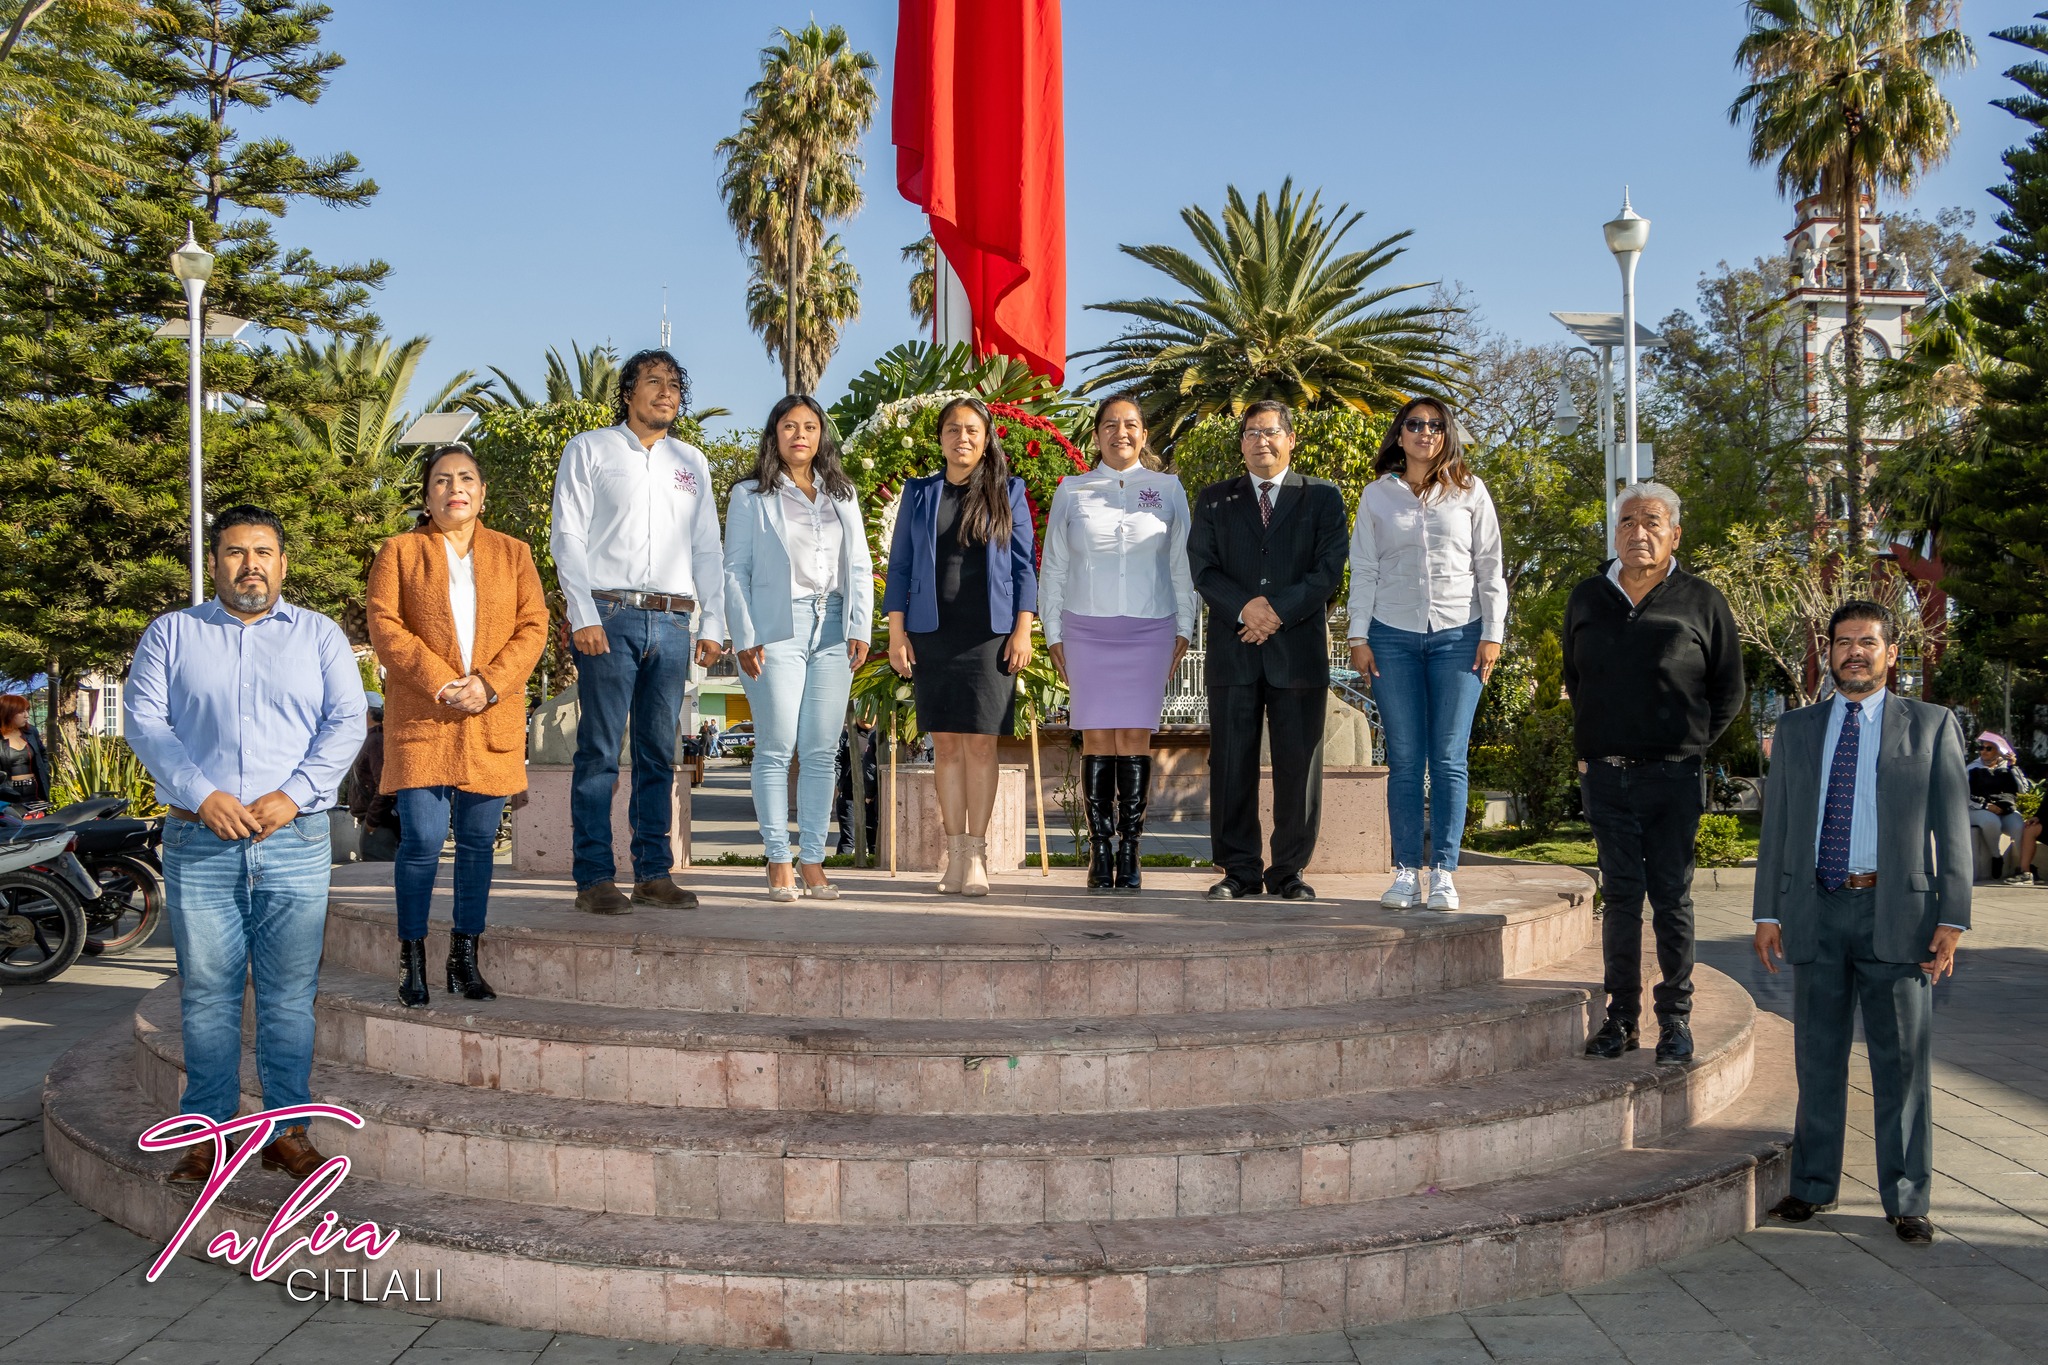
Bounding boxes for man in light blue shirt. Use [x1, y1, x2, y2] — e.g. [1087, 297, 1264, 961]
[125, 506, 366, 1185]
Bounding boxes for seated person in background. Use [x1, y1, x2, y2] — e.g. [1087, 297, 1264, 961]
[1966, 731, 2030, 880]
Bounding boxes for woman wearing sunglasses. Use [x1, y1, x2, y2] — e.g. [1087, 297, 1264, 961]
[1347, 397, 1506, 912]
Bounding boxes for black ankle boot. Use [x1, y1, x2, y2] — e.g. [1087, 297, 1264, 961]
[1082, 756, 1117, 891]
[1113, 755, 1152, 893]
[446, 931, 496, 1001]
[398, 938, 429, 1008]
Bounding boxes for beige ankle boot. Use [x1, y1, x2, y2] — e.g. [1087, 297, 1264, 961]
[936, 834, 968, 894]
[960, 835, 991, 897]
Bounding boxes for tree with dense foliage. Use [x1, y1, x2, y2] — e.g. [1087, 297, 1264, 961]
[714, 21, 876, 394]
[0, 0, 390, 732]
[1941, 14, 2048, 658]
[1730, 0, 1975, 551]
[1077, 180, 1461, 450]
[745, 234, 861, 393]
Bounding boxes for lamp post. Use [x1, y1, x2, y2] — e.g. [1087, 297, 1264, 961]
[170, 223, 214, 606]
[1603, 190, 1650, 500]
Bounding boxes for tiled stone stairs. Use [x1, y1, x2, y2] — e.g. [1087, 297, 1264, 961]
[43, 864, 1793, 1352]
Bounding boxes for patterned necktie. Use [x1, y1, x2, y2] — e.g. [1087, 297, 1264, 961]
[1817, 699, 1862, 891]
[1258, 480, 1274, 527]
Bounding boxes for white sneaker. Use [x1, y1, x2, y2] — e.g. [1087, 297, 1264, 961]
[1427, 868, 1460, 911]
[1380, 867, 1420, 909]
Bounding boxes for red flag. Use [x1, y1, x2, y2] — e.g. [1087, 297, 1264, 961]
[894, 0, 1066, 383]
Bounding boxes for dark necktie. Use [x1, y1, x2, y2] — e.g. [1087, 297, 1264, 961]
[1817, 699, 1862, 891]
[1258, 480, 1274, 527]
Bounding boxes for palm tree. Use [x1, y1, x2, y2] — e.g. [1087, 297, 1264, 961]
[716, 22, 876, 394]
[1075, 179, 1463, 449]
[1730, 0, 1975, 550]
[903, 234, 936, 331]
[746, 235, 861, 394]
[282, 334, 485, 467]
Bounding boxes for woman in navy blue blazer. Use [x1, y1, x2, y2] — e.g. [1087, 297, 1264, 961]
[883, 396, 1037, 897]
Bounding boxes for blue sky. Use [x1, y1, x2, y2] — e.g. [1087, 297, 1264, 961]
[251, 1, 2041, 433]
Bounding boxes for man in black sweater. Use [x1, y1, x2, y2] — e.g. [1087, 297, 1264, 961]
[1563, 482, 1744, 1067]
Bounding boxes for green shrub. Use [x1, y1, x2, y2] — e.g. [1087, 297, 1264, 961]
[1469, 743, 1515, 791]
[51, 735, 165, 816]
[1695, 813, 1744, 867]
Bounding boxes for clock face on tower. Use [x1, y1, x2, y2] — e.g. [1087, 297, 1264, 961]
[1824, 327, 1892, 370]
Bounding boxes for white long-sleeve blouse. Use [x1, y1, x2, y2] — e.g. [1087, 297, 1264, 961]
[1037, 463, 1197, 645]
[1345, 472, 1507, 643]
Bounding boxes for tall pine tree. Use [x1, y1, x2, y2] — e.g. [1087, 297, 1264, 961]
[0, 1, 402, 717]
[1945, 16, 2048, 657]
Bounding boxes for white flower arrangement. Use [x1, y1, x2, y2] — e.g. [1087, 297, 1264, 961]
[844, 390, 977, 447]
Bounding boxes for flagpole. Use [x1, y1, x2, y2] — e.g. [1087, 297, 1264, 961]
[934, 244, 975, 352]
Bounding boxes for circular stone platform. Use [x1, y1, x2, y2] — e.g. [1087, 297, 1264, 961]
[42, 863, 1792, 1352]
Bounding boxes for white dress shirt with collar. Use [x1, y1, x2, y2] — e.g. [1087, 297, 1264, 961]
[1038, 463, 1196, 645]
[778, 479, 845, 599]
[1345, 472, 1507, 643]
[550, 423, 725, 639]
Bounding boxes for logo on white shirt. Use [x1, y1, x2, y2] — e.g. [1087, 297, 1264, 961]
[673, 468, 698, 495]
[1137, 486, 1165, 511]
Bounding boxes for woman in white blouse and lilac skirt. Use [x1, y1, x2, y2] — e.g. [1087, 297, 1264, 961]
[1041, 394, 1196, 892]
[724, 395, 874, 902]
[1346, 398, 1507, 913]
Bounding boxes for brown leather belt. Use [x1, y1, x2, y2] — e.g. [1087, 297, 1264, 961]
[592, 589, 696, 614]
[168, 807, 198, 823]
[1842, 872, 1878, 890]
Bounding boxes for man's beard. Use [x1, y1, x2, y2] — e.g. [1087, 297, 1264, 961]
[223, 579, 275, 613]
[1829, 663, 1882, 697]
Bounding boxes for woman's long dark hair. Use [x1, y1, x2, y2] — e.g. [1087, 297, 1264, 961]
[936, 396, 1014, 546]
[750, 394, 856, 500]
[1373, 397, 1473, 500]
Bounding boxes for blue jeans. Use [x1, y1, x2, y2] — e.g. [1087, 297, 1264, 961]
[1368, 618, 1486, 871]
[162, 812, 332, 1125]
[742, 594, 852, 865]
[393, 786, 506, 940]
[571, 603, 693, 888]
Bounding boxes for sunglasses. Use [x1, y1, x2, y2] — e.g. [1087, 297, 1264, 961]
[1402, 419, 1446, 435]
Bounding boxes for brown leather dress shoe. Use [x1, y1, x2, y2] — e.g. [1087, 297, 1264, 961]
[632, 876, 698, 909]
[167, 1145, 216, 1184]
[574, 881, 633, 915]
[260, 1126, 326, 1179]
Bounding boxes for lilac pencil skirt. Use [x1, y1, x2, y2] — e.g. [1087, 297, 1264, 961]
[1061, 612, 1178, 731]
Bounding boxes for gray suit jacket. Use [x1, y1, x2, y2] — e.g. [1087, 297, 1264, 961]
[1752, 692, 1972, 963]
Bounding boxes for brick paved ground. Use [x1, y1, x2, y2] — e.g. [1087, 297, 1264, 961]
[0, 879, 2040, 1365]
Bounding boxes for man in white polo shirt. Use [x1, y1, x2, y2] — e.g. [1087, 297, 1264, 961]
[550, 350, 725, 915]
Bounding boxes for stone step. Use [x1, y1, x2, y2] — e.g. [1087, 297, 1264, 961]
[45, 1014, 1794, 1350]
[135, 964, 1755, 1225]
[320, 863, 1593, 1019]
[306, 960, 1604, 1115]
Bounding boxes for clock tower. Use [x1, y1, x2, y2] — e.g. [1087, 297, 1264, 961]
[1775, 192, 1926, 483]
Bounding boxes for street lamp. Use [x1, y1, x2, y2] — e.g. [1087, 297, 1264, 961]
[1550, 312, 1662, 556]
[169, 223, 214, 606]
[1603, 189, 1650, 501]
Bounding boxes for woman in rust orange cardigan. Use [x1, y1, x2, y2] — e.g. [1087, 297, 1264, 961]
[367, 443, 549, 1008]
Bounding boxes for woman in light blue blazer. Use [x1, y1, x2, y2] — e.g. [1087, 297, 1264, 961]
[725, 394, 873, 901]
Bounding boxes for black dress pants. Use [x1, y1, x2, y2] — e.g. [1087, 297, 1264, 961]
[1209, 680, 1326, 889]
[1580, 757, 1702, 1020]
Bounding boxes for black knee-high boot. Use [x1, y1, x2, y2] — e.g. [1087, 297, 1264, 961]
[1082, 755, 1118, 891]
[446, 931, 497, 1001]
[398, 938, 428, 1008]
[1114, 755, 1152, 893]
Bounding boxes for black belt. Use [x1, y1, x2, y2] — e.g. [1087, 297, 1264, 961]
[593, 589, 696, 614]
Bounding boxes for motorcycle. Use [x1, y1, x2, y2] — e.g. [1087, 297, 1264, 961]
[0, 819, 99, 985]
[1, 797, 165, 957]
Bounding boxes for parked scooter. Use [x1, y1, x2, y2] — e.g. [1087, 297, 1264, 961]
[3, 797, 165, 957]
[0, 819, 98, 984]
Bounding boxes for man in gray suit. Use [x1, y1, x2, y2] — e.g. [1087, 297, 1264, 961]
[1753, 600, 1970, 1245]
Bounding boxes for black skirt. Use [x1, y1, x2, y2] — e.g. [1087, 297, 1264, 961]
[910, 481, 1016, 736]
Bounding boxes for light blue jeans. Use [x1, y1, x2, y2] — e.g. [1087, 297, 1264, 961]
[1368, 618, 1487, 872]
[163, 812, 333, 1125]
[743, 593, 853, 865]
